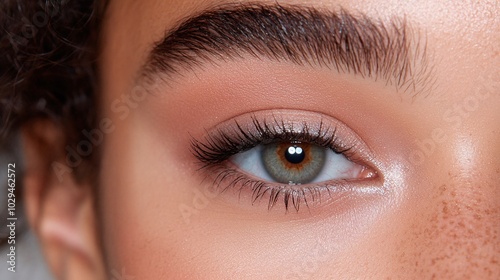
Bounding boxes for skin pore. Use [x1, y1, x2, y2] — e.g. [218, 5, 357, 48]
[22, 0, 499, 279]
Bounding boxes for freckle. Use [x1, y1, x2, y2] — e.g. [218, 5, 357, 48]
[439, 184, 447, 195]
[430, 212, 439, 223]
[442, 203, 449, 215]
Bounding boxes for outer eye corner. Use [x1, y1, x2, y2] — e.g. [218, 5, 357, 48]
[339, 143, 381, 182]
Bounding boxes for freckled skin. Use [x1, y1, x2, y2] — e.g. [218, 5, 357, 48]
[393, 176, 500, 278]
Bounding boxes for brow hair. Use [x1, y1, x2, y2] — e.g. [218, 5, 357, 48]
[141, 3, 433, 94]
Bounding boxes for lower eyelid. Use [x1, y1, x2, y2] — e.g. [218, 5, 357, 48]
[199, 163, 382, 212]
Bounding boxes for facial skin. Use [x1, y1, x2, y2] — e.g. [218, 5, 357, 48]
[22, 0, 499, 279]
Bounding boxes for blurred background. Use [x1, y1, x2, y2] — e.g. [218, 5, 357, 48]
[0, 133, 52, 280]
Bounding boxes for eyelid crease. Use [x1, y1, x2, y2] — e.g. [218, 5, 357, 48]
[141, 3, 435, 96]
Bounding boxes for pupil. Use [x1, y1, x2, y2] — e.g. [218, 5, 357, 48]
[285, 145, 305, 164]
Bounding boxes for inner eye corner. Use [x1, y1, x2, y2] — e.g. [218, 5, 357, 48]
[359, 159, 385, 183]
[360, 166, 378, 179]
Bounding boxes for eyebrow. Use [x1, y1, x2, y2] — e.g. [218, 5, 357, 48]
[140, 3, 434, 94]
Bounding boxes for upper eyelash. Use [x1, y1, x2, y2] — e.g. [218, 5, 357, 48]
[190, 115, 352, 167]
[189, 115, 358, 212]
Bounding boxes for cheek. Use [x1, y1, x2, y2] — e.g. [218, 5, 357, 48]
[396, 180, 499, 277]
[377, 141, 500, 277]
[98, 115, 197, 278]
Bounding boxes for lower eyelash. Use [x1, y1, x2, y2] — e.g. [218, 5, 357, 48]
[207, 166, 349, 212]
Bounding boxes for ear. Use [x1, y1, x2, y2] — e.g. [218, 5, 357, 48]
[22, 120, 106, 280]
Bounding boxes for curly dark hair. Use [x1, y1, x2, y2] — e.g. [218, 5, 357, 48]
[0, 0, 105, 243]
[1, 0, 103, 156]
[0, 0, 108, 176]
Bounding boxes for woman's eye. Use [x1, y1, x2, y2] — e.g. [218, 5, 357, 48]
[231, 141, 365, 185]
[190, 110, 380, 211]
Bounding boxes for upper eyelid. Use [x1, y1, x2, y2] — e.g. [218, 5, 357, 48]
[191, 118, 342, 165]
[189, 110, 374, 167]
[191, 115, 334, 163]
